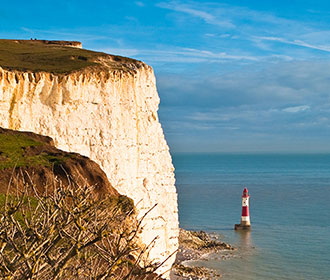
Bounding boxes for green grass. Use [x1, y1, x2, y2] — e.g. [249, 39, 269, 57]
[0, 39, 141, 74]
[0, 193, 39, 223]
[0, 40, 100, 73]
[0, 193, 38, 209]
[0, 133, 70, 170]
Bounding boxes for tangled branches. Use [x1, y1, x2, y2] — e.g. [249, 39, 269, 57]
[0, 179, 164, 280]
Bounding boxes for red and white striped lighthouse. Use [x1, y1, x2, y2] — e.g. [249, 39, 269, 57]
[235, 187, 251, 230]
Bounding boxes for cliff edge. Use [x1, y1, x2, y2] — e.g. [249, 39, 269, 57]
[0, 39, 178, 278]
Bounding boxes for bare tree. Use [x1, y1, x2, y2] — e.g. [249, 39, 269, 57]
[0, 173, 166, 280]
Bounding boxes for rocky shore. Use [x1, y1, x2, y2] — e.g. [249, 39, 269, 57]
[171, 229, 235, 279]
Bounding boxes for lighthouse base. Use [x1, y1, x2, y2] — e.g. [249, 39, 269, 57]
[234, 224, 251, 230]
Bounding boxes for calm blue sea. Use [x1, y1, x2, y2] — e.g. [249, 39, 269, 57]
[173, 153, 330, 280]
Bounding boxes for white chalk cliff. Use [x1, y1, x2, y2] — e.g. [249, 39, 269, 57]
[0, 53, 179, 277]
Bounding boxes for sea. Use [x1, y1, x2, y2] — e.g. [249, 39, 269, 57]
[172, 153, 330, 280]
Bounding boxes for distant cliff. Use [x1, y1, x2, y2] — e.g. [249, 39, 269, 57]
[0, 39, 178, 278]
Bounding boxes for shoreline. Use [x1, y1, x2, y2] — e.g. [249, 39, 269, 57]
[170, 229, 235, 279]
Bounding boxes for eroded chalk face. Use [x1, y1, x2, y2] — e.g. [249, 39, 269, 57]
[0, 63, 179, 278]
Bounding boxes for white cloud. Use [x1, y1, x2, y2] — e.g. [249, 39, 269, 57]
[156, 2, 235, 28]
[135, 1, 145, 7]
[205, 33, 216, 37]
[219, 34, 231, 38]
[283, 105, 310, 113]
[257, 36, 330, 53]
[100, 46, 259, 63]
[100, 48, 140, 57]
[270, 54, 294, 61]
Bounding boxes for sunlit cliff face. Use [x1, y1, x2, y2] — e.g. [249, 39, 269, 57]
[0, 61, 179, 278]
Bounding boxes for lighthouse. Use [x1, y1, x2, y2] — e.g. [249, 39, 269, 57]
[235, 188, 251, 230]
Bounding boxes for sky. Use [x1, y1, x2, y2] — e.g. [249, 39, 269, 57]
[1, 0, 330, 153]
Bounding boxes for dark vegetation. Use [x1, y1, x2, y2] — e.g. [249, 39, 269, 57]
[0, 181, 163, 279]
[0, 39, 143, 74]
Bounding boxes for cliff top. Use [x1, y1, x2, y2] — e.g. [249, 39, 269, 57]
[0, 39, 144, 74]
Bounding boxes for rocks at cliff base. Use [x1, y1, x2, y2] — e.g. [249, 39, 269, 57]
[171, 229, 235, 280]
[172, 264, 221, 280]
[178, 229, 234, 254]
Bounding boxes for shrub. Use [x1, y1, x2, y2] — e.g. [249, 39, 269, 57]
[0, 176, 164, 279]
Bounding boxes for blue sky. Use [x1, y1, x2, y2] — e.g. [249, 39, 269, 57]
[2, 0, 330, 152]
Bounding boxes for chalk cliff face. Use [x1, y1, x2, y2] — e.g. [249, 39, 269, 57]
[0, 59, 178, 276]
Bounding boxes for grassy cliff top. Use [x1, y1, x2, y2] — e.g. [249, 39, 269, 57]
[0, 39, 143, 74]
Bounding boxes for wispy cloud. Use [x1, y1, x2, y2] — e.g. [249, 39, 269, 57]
[180, 47, 258, 61]
[270, 54, 294, 61]
[156, 2, 235, 28]
[257, 36, 330, 53]
[101, 46, 259, 63]
[158, 60, 330, 113]
[155, 1, 324, 60]
[100, 48, 140, 57]
[283, 105, 310, 113]
[135, 1, 145, 7]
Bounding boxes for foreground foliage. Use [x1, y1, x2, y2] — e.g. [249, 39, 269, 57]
[0, 177, 163, 279]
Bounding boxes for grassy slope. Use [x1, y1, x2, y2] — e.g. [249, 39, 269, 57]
[0, 133, 71, 170]
[0, 39, 140, 74]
